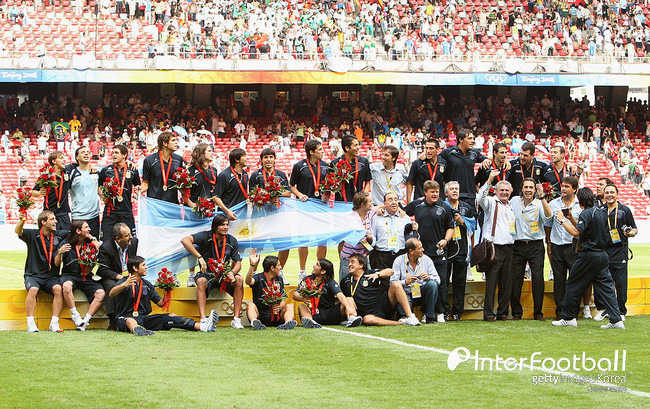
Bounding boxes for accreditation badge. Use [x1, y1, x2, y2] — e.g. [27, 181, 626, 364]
[529, 221, 540, 235]
[610, 229, 621, 244]
[411, 282, 421, 299]
[453, 225, 461, 240]
[361, 238, 373, 251]
[510, 222, 516, 235]
[389, 236, 397, 249]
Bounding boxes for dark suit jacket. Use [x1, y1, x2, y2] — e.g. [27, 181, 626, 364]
[98, 237, 139, 280]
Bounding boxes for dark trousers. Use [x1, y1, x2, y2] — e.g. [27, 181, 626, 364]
[561, 251, 622, 323]
[430, 256, 447, 314]
[511, 240, 545, 318]
[550, 243, 575, 318]
[55, 212, 71, 232]
[84, 215, 100, 239]
[447, 256, 467, 314]
[101, 212, 136, 242]
[101, 278, 118, 316]
[369, 249, 405, 270]
[599, 260, 628, 315]
[484, 244, 513, 320]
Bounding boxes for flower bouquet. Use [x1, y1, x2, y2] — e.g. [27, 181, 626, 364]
[154, 267, 180, 312]
[35, 164, 58, 189]
[192, 197, 215, 218]
[541, 182, 559, 201]
[264, 175, 285, 208]
[207, 257, 232, 293]
[100, 177, 121, 215]
[319, 160, 354, 207]
[171, 167, 196, 202]
[487, 185, 496, 196]
[248, 187, 271, 209]
[297, 277, 324, 316]
[16, 186, 34, 218]
[261, 280, 286, 322]
[77, 242, 98, 282]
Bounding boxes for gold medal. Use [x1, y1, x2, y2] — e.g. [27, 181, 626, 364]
[57, 202, 60, 209]
[163, 185, 168, 191]
[117, 196, 123, 202]
[315, 191, 320, 197]
[132, 311, 139, 317]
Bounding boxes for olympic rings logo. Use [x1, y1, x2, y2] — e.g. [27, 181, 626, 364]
[485, 74, 507, 85]
[466, 295, 485, 309]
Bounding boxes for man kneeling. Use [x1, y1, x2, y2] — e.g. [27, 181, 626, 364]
[341, 254, 420, 326]
[109, 256, 217, 336]
[245, 249, 297, 330]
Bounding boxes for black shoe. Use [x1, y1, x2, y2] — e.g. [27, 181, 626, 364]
[107, 320, 117, 331]
[444, 313, 450, 321]
[452, 314, 462, 322]
[425, 317, 437, 324]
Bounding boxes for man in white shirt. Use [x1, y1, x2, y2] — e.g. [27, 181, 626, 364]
[370, 191, 412, 269]
[369, 145, 408, 205]
[478, 170, 515, 321]
[391, 238, 440, 324]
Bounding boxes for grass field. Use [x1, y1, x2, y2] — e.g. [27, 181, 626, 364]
[0, 318, 648, 408]
[1, 244, 650, 289]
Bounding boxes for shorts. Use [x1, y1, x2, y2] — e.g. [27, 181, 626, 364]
[60, 275, 104, 302]
[195, 272, 237, 297]
[257, 307, 285, 327]
[116, 313, 171, 332]
[313, 305, 346, 325]
[25, 275, 61, 295]
[358, 293, 395, 320]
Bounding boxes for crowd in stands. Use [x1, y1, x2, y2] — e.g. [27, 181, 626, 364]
[4, 0, 650, 60]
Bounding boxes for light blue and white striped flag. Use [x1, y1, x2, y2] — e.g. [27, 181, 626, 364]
[137, 197, 366, 274]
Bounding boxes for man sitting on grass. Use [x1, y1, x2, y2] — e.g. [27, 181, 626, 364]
[292, 258, 362, 328]
[341, 254, 421, 326]
[109, 256, 217, 336]
[245, 249, 297, 330]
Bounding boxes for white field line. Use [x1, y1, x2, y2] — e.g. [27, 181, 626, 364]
[322, 327, 650, 399]
[0, 266, 22, 272]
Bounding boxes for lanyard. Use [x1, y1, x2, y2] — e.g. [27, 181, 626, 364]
[306, 159, 321, 193]
[351, 274, 363, 296]
[384, 214, 396, 237]
[212, 233, 227, 262]
[230, 167, 248, 199]
[39, 230, 53, 267]
[262, 168, 276, 183]
[427, 162, 439, 181]
[115, 165, 128, 198]
[158, 152, 173, 190]
[197, 165, 216, 185]
[131, 279, 144, 314]
[120, 250, 128, 273]
[404, 255, 421, 280]
[520, 198, 538, 223]
[607, 203, 618, 230]
[493, 161, 505, 181]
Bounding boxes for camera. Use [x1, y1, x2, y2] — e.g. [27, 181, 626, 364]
[561, 208, 570, 216]
[622, 225, 632, 234]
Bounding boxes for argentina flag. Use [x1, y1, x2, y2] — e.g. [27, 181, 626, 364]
[137, 197, 366, 274]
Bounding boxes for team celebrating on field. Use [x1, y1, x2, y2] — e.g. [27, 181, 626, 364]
[16, 128, 636, 334]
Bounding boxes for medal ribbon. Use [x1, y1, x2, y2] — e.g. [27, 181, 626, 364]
[520, 163, 533, 179]
[493, 161, 505, 181]
[197, 165, 216, 185]
[343, 156, 359, 202]
[115, 165, 128, 199]
[131, 279, 144, 316]
[159, 152, 173, 191]
[307, 276, 325, 316]
[262, 168, 276, 183]
[212, 233, 227, 262]
[427, 162, 439, 181]
[230, 167, 249, 199]
[553, 164, 566, 186]
[39, 230, 53, 267]
[306, 159, 321, 194]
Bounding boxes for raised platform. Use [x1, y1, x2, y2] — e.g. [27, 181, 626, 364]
[1, 278, 648, 330]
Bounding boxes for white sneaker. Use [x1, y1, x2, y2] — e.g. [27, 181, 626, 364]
[436, 313, 446, 323]
[186, 275, 196, 287]
[548, 269, 554, 281]
[280, 271, 290, 286]
[27, 322, 39, 333]
[298, 270, 308, 282]
[593, 310, 609, 321]
[230, 317, 244, 329]
[583, 306, 592, 319]
[398, 317, 408, 323]
[600, 321, 625, 329]
[200, 309, 218, 332]
[49, 322, 63, 333]
[466, 268, 474, 281]
[345, 315, 362, 327]
[77, 319, 89, 331]
[621, 315, 626, 322]
[71, 312, 84, 327]
[551, 318, 578, 327]
[404, 314, 421, 326]
[481, 272, 486, 281]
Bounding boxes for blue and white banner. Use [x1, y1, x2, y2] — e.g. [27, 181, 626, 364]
[137, 197, 366, 274]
